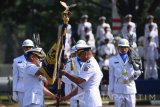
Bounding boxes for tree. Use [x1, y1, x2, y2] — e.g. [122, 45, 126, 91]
[116, 0, 160, 36]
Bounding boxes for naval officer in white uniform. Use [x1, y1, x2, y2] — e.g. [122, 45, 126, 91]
[23, 48, 56, 107]
[60, 43, 103, 107]
[108, 39, 142, 107]
[12, 39, 34, 107]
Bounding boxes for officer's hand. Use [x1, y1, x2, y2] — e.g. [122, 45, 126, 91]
[133, 70, 142, 80]
[12, 91, 18, 102]
[59, 69, 67, 75]
[61, 95, 70, 101]
[134, 70, 142, 76]
[38, 75, 48, 87]
[44, 80, 48, 87]
[52, 94, 58, 100]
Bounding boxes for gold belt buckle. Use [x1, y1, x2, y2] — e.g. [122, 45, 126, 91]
[123, 80, 129, 84]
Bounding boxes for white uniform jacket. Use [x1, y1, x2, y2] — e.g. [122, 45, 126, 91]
[96, 23, 111, 40]
[12, 55, 27, 92]
[122, 31, 137, 43]
[58, 24, 72, 58]
[97, 43, 116, 57]
[121, 21, 136, 36]
[108, 54, 137, 94]
[144, 22, 158, 35]
[79, 57, 103, 107]
[62, 57, 82, 84]
[144, 30, 159, 48]
[77, 22, 92, 37]
[144, 41, 159, 60]
[23, 62, 44, 106]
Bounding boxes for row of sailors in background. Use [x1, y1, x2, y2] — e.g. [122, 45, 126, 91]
[60, 26, 159, 81]
[58, 14, 159, 82]
[59, 14, 159, 59]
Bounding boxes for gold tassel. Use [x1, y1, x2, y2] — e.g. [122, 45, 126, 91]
[70, 58, 75, 71]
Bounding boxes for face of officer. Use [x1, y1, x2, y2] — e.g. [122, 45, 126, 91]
[77, 50, 86, 62]
[148, 18, 153, 23]
[100, 19, 105, 24]
[77, 50, 91, 62]
[126, 17, 132, 22]
[29, 54, 41, 67]
[118, 46, 129, 54]
[82, 18, 88, 22]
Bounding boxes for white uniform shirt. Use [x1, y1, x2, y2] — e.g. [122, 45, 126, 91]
[144, 30, 159, 47]
[23, 62, 44, 106]
[99, 58, 109, 70]
[121, 21, 136, 36]
[138, 46, 144, 58]
[77, 22, 92, 38]
[144, 41, 159, 60]
[62, 57, 84, 93]
[81, 31, 95, 42]
[79, 57, 103, 107]
[108, 55, 137, 94]
[84, 32, 96, 52]
[62, 57, 82, 86]
[12, 55, 27, 92]
[58, 24, 72, 58]
[122, 31, 137, 43]
[144, 22, 158, 35]
[99, 32, 114, 44]
[96, 23, 111, 40]
[97, 43, 116, 57]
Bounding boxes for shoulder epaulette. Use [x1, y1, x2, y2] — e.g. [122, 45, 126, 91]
[87, 60, 90, 63]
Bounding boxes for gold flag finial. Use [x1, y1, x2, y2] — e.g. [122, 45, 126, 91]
[60, 1, 77, 23]
[60, 1, 77, 14]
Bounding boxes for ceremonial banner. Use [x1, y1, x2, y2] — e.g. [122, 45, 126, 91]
[39, 35, 62, 85]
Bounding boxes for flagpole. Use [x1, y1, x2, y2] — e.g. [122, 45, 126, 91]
[56, 1, 76, 106]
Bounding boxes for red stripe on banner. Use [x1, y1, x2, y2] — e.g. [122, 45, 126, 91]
[112, 18, 121, 22]
[112, 26, 121, 30]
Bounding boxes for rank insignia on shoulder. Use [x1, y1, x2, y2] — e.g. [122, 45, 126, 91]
[86, 60, 90, 63]
[18, 61, 22, 63]
[114, 62, 119, 63]
[83, 65, 89, 71]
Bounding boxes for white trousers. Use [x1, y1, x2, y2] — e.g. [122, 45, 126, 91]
[144, 60, 158, 80]
[17, 92, 24, 107]
[113, 94, 136, 107]
[24, 104, 43, 107]
[70, 97, 79, 107]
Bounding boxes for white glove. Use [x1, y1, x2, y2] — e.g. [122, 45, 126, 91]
[12, 91, 18, 102]
[134, 70, 142, 76]
[38, 75, 47, 82]
[108, 90, 114, 100]
[134, 70, 142, 79]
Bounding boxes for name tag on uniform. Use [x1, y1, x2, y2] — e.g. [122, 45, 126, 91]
[114, 62, 119, 63]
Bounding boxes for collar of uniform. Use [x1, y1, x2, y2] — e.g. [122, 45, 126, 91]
[86, 56, 94, 63]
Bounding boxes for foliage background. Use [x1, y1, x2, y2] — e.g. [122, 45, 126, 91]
[0, 0, 159, 63]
